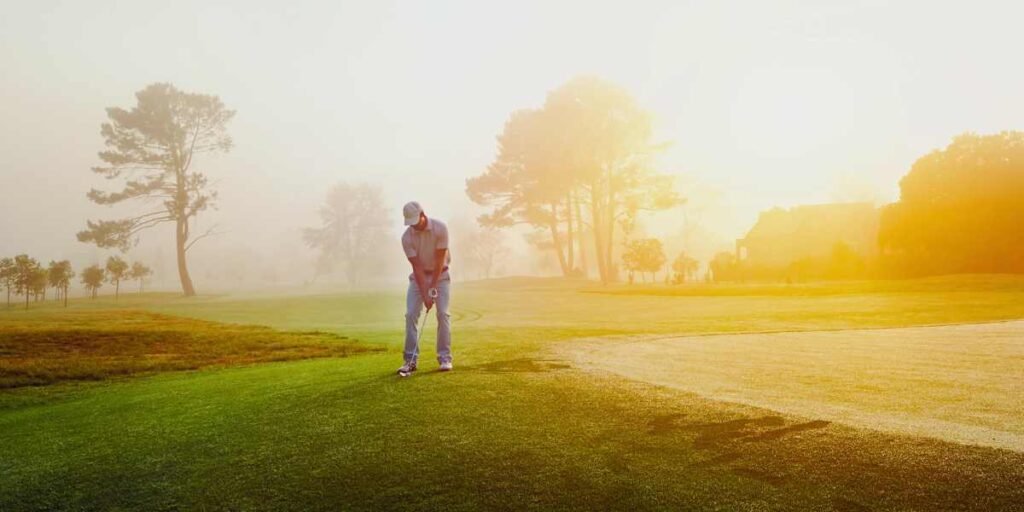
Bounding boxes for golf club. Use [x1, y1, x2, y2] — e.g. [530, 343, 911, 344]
[398, 302, 432, 377]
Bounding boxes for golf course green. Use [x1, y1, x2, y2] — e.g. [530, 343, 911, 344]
[3, 276, 1023, 510]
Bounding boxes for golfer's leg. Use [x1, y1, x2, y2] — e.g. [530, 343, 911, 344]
[435, 279, 452, 364]
[404, 279, 423, 363]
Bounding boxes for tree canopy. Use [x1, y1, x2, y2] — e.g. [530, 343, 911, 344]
[77, 83, 235, 296]
[468, 76, 681, 283]
[303, 182, 390, 287]
[81, 265, 105, 299]
[12, 255, 41, 309]
[879, 131, 1024, 275]
[48, 260, 75, 307]
[622, 238, 667, 283]
[672, 252, 699, 284]
[0, 257, 14, 308]
[129, 262, 153, 294]
[106, 256, 129, 300]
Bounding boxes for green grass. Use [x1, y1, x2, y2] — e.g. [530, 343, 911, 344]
[586, 273, 1024, 296]
[2, 276, 1023, 510]
[0, 309, 375, 390]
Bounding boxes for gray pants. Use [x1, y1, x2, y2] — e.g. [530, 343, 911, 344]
[404, 275, 452, 364]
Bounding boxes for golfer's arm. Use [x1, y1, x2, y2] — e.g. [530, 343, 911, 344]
[429, 248, 447, 289]
[409, 258, 429, 300]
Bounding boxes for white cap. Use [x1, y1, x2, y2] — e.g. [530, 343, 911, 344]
[403, 201, 424, 226]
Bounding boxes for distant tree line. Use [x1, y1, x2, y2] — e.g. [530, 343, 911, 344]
[707, 131, 1024, 283]
[610, 131, 1024, 285]
[61, 80, 1024, 289]
[0, 255, 151, 308]
[1, 256, 74, 309]
[611, 238, 701, 286]
[81, 257, 152, 300]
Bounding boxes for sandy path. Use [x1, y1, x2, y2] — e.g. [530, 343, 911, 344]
[562, 321, 1024, 452]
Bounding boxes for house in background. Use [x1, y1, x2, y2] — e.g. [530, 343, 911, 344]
[735, 202, 880, 268]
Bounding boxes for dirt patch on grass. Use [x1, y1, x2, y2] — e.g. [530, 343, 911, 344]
[0, 310, 379, 388]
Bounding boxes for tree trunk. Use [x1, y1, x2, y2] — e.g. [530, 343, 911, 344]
[176, 218, 197, 296]
[589, 184, 608, 284]
[548, 221, 569, 277]
[548, 203, 570, 276]
[114, 280, 119, 301]
[605, 169, 617, 283]
[593, 203, 606, 282]
[565, 192, 574, 273]
[64, 285, 69, 307]
[574, 190, 588, 278]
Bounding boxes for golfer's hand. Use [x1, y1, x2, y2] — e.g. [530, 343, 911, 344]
[424, 287, 438, 311]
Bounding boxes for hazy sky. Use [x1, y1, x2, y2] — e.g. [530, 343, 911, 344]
[2, 0, 1022, 277]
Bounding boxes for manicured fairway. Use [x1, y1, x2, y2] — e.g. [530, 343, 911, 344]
[2, 276, 1024, 510]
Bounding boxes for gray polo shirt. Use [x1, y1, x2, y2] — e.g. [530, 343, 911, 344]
[401, 217, 451, 272]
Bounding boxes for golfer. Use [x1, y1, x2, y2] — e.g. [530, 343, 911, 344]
[397, 201, 453, 376]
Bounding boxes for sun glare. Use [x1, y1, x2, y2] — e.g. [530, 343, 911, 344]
[731, 65, 857, 160]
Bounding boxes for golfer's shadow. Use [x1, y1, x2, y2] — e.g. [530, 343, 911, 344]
[461, 358, 572, 374]
[649, 413, 830, 449]
[648, 413, 831, 489]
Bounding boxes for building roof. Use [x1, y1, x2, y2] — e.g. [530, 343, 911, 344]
[742, 202, 878, 243]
